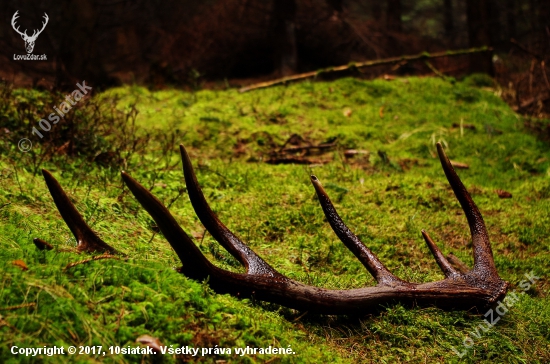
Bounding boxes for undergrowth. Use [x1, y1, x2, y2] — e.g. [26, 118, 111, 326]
[0, 76, 549, 363]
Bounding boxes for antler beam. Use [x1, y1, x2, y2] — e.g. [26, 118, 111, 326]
[40, 143, 508, 314]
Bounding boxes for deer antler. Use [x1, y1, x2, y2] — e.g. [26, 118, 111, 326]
[40, 143, 508, 314]
[40, 170, 118, 254]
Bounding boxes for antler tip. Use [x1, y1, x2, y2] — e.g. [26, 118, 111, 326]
[309, 175, 324, 193]
[179, 145, 193, 172]
[41, 169, 54, 181]
[121, 171, 140, 191]
[120, 171, 130, 181]
[436, 142, 446, 158]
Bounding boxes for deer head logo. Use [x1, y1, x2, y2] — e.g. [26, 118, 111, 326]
[11, 11, 49, 54]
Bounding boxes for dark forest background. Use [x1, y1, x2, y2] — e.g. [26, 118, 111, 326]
[0, 0, 548, 98]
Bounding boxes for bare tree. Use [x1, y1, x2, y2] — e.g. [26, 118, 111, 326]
[443, 0, 454, 41]
[466, 0, 493, 74]
[386, 0, 402, 33]
[270, 0, 298, 76]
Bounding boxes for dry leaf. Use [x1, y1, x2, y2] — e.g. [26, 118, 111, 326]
[450, 161, 469, 169]
[192, 231, 204, 240]
[379, 106, 385, 118]
[12, 260, 28, 271]
[495, 189, 512, 198]
[344, 149, 369, 158]
[136, 335, 164, 353]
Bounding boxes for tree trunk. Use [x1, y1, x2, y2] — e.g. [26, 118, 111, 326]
[487, 0, 502, 47]
[443, 0, 454, 41]
[270, 0, 298, 76]
[540, 0, 550, 35]
[326, 0, 343, 13]
[386, 0, 402, 32]
[466, 0, 494, 75]
[506, 0, 516, 40]
[372, 2, 382, 21]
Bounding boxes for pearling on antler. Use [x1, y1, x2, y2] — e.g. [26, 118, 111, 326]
[40, 143, 508, 314]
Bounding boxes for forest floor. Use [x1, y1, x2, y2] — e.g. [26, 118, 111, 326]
[0, 75, 549, 363]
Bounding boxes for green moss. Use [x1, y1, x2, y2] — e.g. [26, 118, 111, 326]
[1, 76, 549, 362]
[462, 73, 496, 88]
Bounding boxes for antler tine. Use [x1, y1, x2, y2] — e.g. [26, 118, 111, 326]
[179, 145, 282, 277]
[309, 175, 406, 287]
[121, 172, 213, 280]
[41, 170, 118, 254]
[446, 253, 471, 274]
[421, 230, 461, 278]
[435, 143, 498, 275]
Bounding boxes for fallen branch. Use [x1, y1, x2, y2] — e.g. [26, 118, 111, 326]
[265, 156, 326, 165]
[278, 142, 337, 154]
[239, 46, 492, 92]
[513, 91, 550, 111]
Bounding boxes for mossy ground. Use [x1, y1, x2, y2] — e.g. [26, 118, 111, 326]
[1, 76, 549, 363]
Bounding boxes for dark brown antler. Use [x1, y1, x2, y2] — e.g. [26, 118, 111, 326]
[41, 170, 118, 254]
[40, 143, 508, 314]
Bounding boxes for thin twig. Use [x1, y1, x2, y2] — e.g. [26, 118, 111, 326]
[0, 303, 36, 311]
[292, 310, 309, 322]
[510, 38, 543, 60]
[541, 61, 550, 91]
[529, 59, 536, 95]
[425, 61, 446, 78]
[64, 254, 121, 271]
[239, 46, 492, 92]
